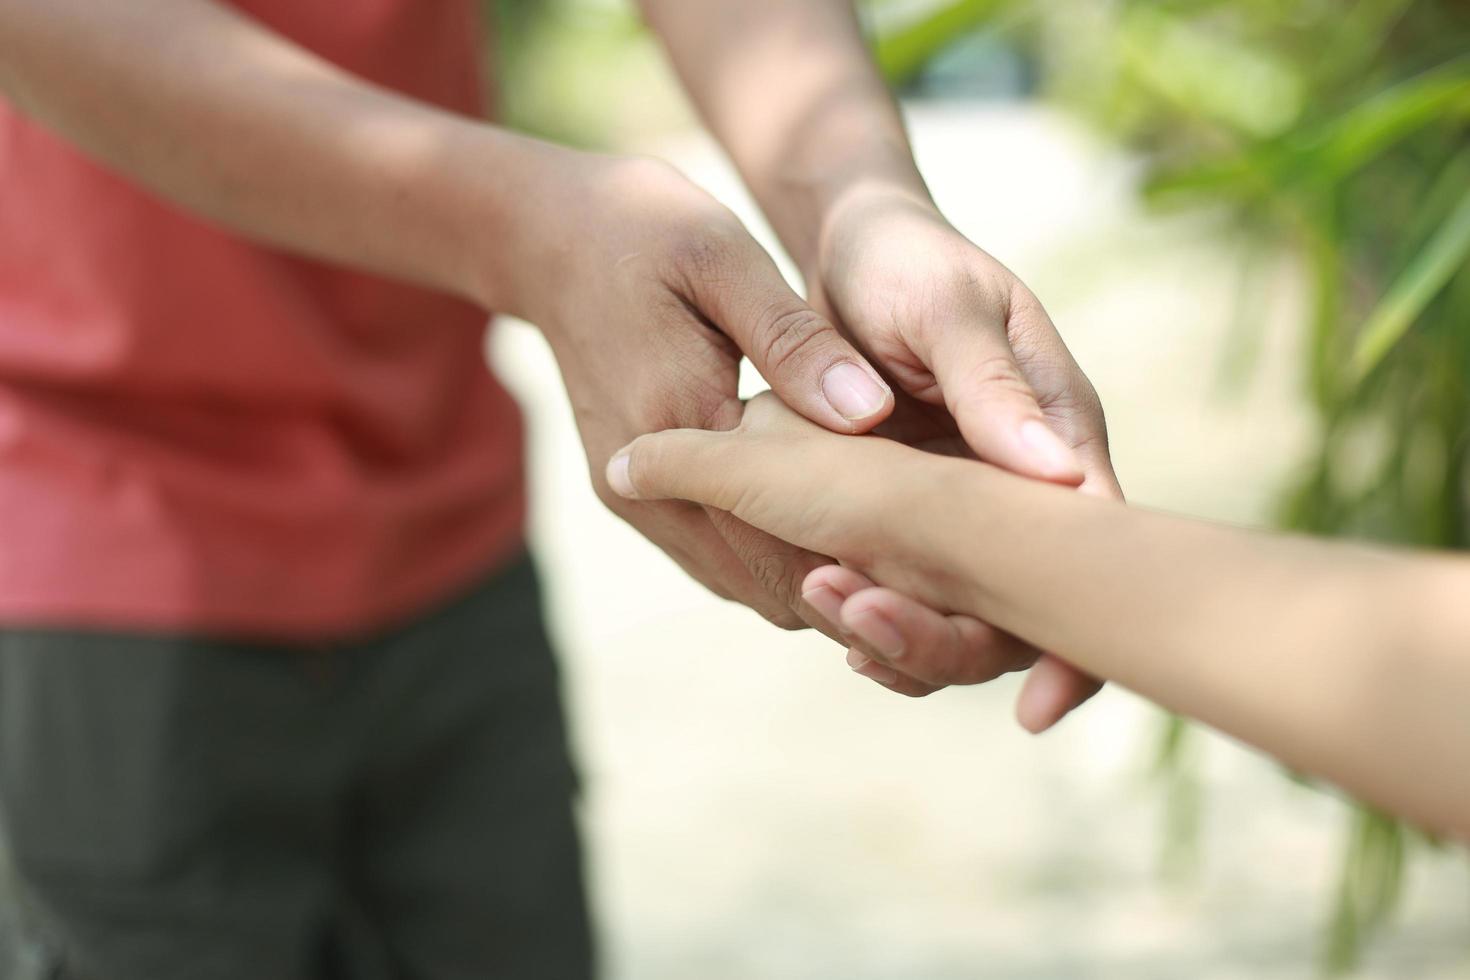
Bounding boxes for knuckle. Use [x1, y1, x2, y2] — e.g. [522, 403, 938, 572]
[1006, 278, 1048, 323]
[665, 213, 744, 283]
[951, 262, 1013, 313]
[952, 661, 1007, 687]
[1004, 310, 1050, 352]
[921, 659, 965, 687]
[919, 654, 981, 688]
[748, 305, 837, 376]
[1045, 380, 1111, 453]
[1033, 362, 1101, 415]
[747, 551, 806, 609]
[965, 353, 1037, 404]
[761, 607, 808, 631]
[928, 259, 1011, 319]
[670, 232, 732, 280]
[1071, 422, 1112, 461]
[629, 377, 696, 433]
[1006, 649, 1043, 675]
[1074, 379, 1107, 427]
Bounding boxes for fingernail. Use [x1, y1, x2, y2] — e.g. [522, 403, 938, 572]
[858, 662, 900, 685]
[844, 605, 905, 661]
[1019, 420, 1082, 479]
[821, 362, 889, 421]
[606, 453, 636, 498]
[846, 648, 898, 685]
[801, 585, 844, 627]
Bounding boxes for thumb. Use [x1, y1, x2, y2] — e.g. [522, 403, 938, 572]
[605, 428, 741, 510]
[687, 241, 894, 433]
[606, 416, 840, 557]
[926, 325, 1084, 485]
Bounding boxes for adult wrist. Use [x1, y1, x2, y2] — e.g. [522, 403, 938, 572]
[767, 141, 936, 276]
[448, 131, 594, 322]
[804, 173, 940, 282]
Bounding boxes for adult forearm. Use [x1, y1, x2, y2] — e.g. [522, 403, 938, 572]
[638, 0, 932, 271]
[937, 467, 1470, 837]
[0, 0, 566, 314]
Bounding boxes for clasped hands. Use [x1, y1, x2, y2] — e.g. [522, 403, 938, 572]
[525, 155, 1121, 732]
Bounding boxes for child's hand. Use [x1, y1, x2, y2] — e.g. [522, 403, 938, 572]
[608, 393, 1090, 728]
[799, 565, 1099, 731]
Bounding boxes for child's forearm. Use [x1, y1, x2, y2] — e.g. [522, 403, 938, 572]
[612, 357, 1469, 836]
[932, 465, 1470, 837]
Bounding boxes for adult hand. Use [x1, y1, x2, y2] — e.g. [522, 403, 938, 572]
[607, 393, 973, 614]
[803, 185, 1124, 731]
[503, 151, 898, 631]
[607, 393, 1093, 731]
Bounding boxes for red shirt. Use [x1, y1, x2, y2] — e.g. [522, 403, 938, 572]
[0, 0, 526, 639]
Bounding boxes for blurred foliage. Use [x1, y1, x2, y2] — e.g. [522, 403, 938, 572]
[488, 0, 677, 145]
[1018, 1, 1470, 972]
[490, 0, 1468, 972]
[865, 0, 1015, 82]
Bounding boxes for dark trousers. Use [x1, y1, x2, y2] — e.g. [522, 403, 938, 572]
[0, 557, 593, 980]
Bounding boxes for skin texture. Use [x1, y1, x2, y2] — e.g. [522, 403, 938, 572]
[610, 394, 1470, 841]
[641, 0, 1122, 723]
[802, 190, 1123, 725]
[0, 0, 1118, 714]
[503, 152, 902, 632]
[0, 0, 897, 635]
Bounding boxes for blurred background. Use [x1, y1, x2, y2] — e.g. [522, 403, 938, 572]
[484, 1, 1470, 977]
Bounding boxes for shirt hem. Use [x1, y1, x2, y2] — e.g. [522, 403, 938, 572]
[0, 528, 529, 645]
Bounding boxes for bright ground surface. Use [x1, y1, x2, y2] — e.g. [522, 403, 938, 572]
[490, 103, 1470, 980]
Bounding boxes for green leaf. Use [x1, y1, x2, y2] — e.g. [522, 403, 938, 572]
[1313, 57, 1470, 180]
[1145, 55, 1470, 203]
[1151, 713, 1203, 881]
[871, 0, 1015, 85]
[1349, 181, 1470, 382]
[1117, 7, 1304, 137]
[1325, 808, 1408, 974]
